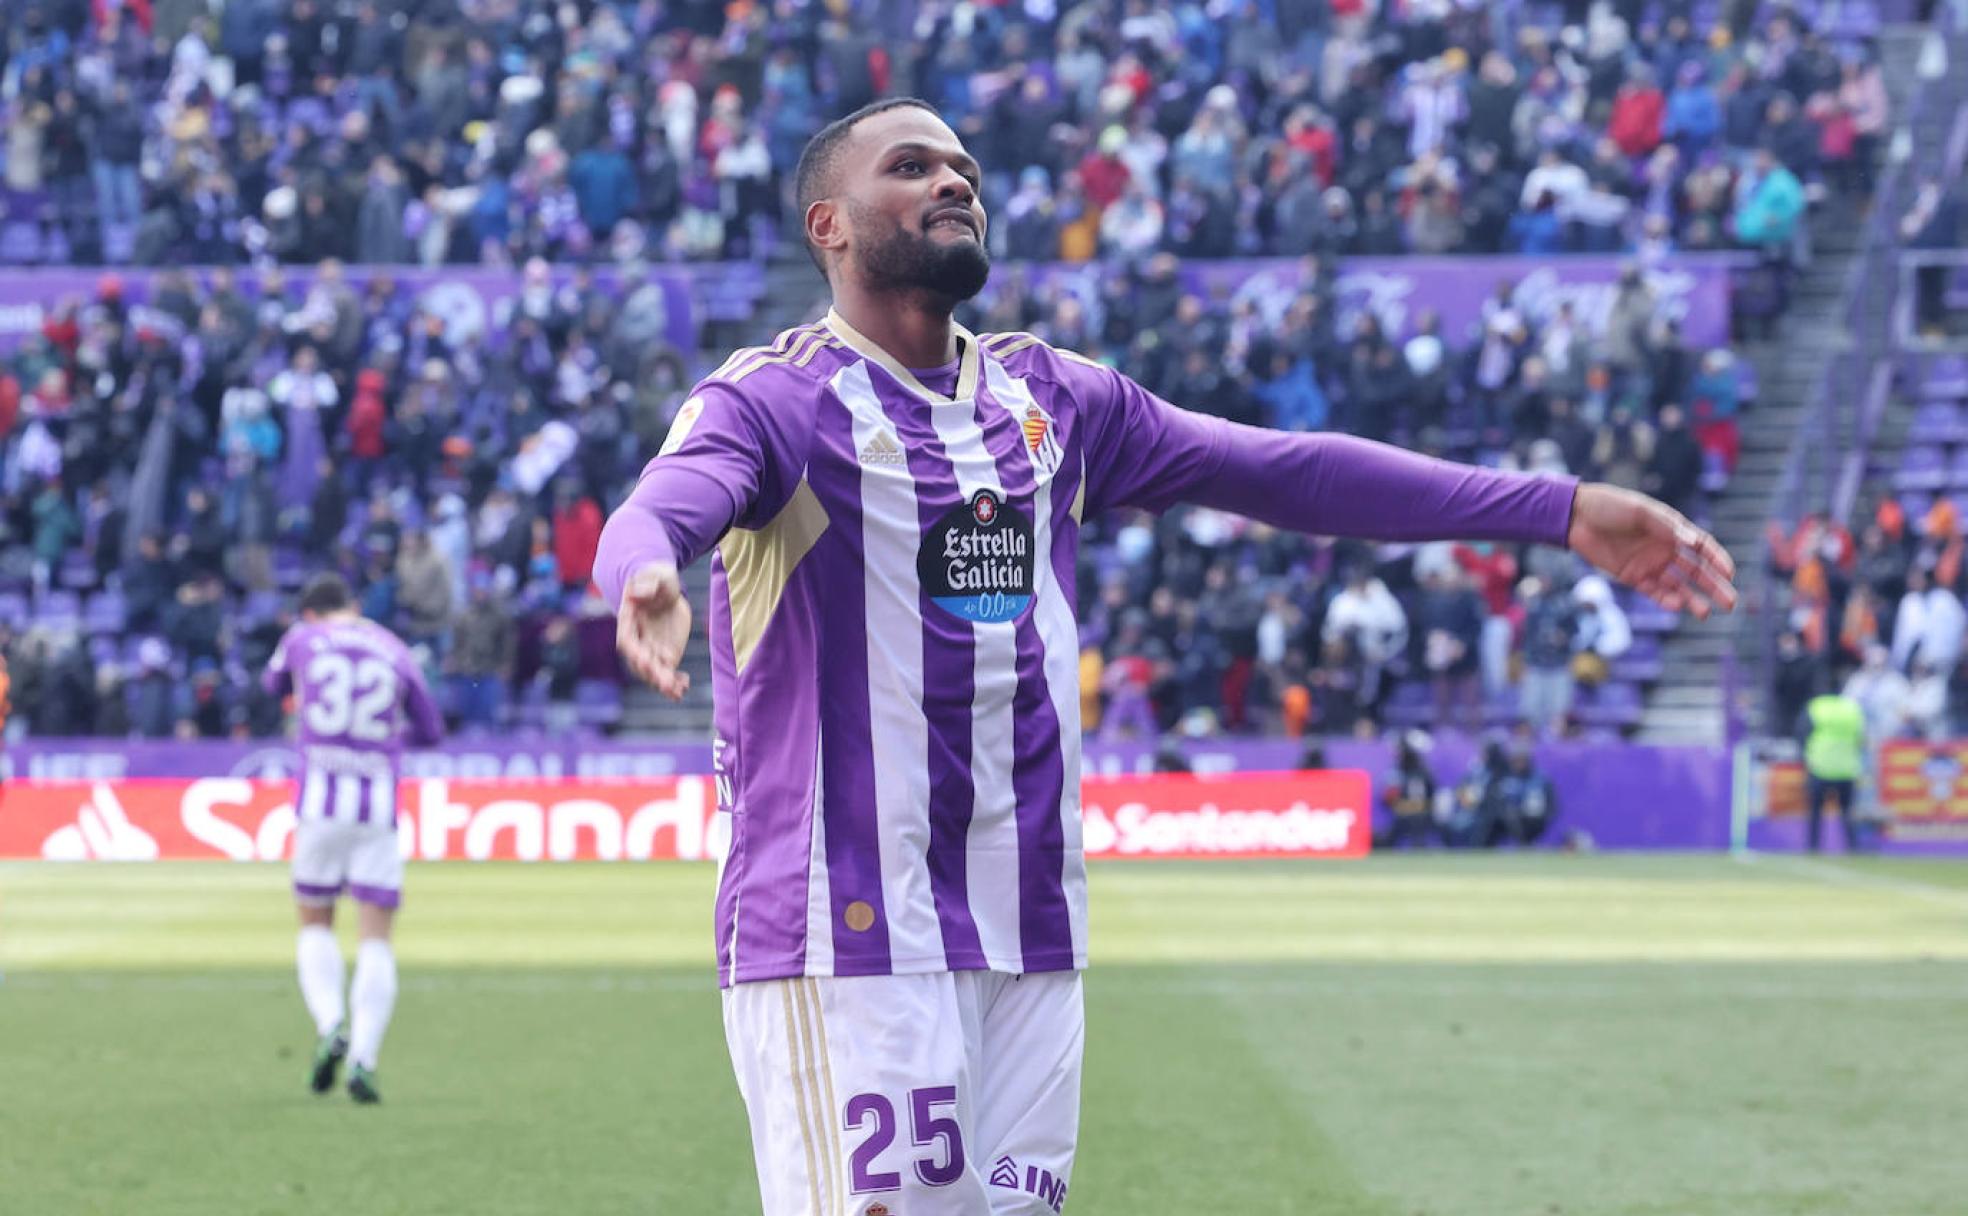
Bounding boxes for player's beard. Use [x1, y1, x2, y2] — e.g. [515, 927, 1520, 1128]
[852, 203, 991, 304]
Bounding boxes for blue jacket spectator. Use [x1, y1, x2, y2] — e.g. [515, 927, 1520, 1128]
[1733, 151, 1806, 250]
[1664, 67, 1723, 154]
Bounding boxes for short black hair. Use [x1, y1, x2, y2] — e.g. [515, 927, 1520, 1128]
[298, 573, 355, 616]
[793, 97, 940, 273]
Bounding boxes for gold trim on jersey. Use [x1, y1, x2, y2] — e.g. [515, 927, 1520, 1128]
[713, 322, 813, 382]
[719, 481, 830, 675]
[824, 308, 980, 403]
[727, 326, 839, 385]
[982, 331, 1044, 359]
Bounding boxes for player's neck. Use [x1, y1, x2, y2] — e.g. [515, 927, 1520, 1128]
[830, 287, 960, 371]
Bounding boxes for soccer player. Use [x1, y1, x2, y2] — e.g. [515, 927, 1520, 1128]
[264, 573, 444, 1105]
[595, 99, 1737, 1213]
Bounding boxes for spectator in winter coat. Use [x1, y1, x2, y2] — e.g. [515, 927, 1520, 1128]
[1892, 566, 1967, 675]
[1664, 62, 1722, 154]
[1645, 403, 1704, 515]
[1608, 65, 1666, 158]
[396, 531, 455, 644]
[1252, 350, 1330, 433]
[1733, 148, 1807, 253]
[551, 484, 604, 590]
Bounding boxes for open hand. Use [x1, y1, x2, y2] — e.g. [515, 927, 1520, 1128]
[1567, 483, 1737, 619]
[616, 561, 693, 699]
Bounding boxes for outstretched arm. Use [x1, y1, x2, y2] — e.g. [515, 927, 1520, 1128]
[1080, 363, 1735, 617]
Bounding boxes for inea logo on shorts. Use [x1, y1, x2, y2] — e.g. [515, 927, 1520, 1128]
[917, 489, 1034, 624]
[988, 1154, 1066, 1212]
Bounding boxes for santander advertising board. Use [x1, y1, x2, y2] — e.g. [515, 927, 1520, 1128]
[0, 771, 1370, 862]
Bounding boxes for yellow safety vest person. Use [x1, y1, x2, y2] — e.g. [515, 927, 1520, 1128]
[1803, 694, 1866, 782]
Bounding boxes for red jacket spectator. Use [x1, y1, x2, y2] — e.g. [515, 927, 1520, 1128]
[0, 374, 18, 440]
[1285, 114, 1337, 188]
[346, 370, 387, 460]
[554, 494, 604, 588]
[1609, 82, 1665, 158]
[1453, 543, 1518, 616]
[1077, 146, 1131, 211]
[94, 0, 153, 35]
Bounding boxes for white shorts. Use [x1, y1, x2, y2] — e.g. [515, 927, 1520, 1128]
[723, 970, 1082, 1216]
[291, 817, 403, 909]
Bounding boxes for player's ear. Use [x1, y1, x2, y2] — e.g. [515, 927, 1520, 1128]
[806, 198, 847, 260]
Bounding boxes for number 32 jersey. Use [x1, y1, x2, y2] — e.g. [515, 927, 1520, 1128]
[263, 618, 445, 827]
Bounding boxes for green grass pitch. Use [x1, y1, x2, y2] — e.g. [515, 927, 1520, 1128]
[4, 854, 1967, 1215]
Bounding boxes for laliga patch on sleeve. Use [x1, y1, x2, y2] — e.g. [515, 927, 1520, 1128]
[918, 489, 1035, 624]
[657, 397, 706, 457]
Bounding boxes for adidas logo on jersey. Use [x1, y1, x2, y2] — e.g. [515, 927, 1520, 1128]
[860, 431, 906, 467]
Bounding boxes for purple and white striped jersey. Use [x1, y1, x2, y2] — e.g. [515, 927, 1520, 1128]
[263, 617, 444, 826]
[596, 310, 1577, 987]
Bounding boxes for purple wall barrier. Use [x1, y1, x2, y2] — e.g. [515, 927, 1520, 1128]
[980, 253, 1749, 349]
[0, 263, 769, 364]
[2, 736, 1732, 851]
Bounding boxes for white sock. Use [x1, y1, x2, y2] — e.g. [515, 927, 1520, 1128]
[296, 926, 346, 1037]
[349, 939, 398, 1071]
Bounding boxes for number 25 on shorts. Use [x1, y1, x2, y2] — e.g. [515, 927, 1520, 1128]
[844, 1085, 966, 1193]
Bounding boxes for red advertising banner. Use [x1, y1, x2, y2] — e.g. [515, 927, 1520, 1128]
[1079, 770, 1372, 860]
[0, 771, 1372, 862]
[1875, 741, 1968, 842]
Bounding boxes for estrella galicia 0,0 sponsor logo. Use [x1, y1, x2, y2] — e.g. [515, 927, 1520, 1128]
[918, 489, 1034, 624]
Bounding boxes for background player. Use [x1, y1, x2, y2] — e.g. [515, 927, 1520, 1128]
[265, 573, 444, 1105]
[597, 99, 1737, 1213]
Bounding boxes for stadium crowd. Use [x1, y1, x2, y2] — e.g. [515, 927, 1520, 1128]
[0, 0, 1886, 268]
[0, 0, 1890, 742]
[1770, 491, 1968, 744]
[978, 252, 1748, 739]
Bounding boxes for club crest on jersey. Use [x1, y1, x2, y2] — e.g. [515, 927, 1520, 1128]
[1020, 401, 1064, 481]
[918, 489, 1034, 624]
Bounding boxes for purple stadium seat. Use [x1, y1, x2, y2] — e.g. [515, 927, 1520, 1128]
[58, 551, 96, 590]
[1946, 447, 1968, 489]
[573, 679, 623, 729]
[241, 590, 284, 624]
[1483, 685, 1520, 725]
[1919, 356, 1968, 402]
[511, 681, 550, 731]
[0, 222, 43, 263]
[1900, 491, 1936, 523]
[1574, 681, 1642, 728]
[1610, 636, 1665, 682]
[0, 591, 27, 629]
[1895, 444, 1949, 492]
[1622, 593, 1680, 635]
[1824, 1, 1881, 38]
[1700, 449, 1730, 494]
[1908, 401, 1966, 445]
[37, 590, 81, 631]
[1736, 360, 1759, 406]
[273, 548, 307, 589]
[83, 590, 126, 635]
